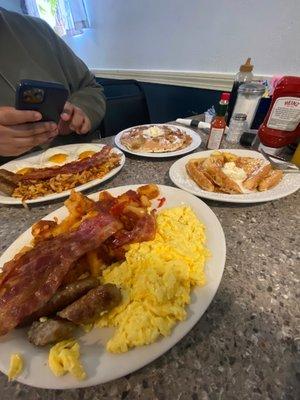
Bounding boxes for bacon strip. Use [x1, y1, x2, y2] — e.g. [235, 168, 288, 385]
[108, 212, 156, 249]
[0, 212, 122, 336]
[20, 145, 112, 181]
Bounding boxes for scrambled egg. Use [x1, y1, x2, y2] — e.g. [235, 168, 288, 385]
[98, 206, 209, 353]
[48, 339, 86, 380]
[8, 353, 24, 381]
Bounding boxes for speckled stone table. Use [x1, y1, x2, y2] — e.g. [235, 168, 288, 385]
[0, 128, 299, 400]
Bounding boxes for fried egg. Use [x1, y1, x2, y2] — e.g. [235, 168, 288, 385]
[41, 148, 71, 166]
[76, 145, 101, 160]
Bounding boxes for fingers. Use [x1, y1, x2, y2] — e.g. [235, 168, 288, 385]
[15, 130, 58, 150]
[70, 108, 84, 133]
[12, 122, 57, 137]
[80, 117, 91, 134]
[60, 101, 74, 122]
[0, 106, 42, 125]
[59, 103, 91, 135]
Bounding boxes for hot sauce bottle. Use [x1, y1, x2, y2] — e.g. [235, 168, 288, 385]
[258, 76, 300, 154]
[207, 92, 230, 149]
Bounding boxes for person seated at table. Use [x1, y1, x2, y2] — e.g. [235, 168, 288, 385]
[0, 7, 106, 159]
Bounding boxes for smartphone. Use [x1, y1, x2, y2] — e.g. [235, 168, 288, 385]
[15, 80, 69, 123]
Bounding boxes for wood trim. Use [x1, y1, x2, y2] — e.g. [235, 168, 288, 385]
[91, 69, 270, 91]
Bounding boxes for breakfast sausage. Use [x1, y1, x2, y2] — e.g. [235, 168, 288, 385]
[19, 277, 99, 327]
[0, 179, 16, 196]
[28, 319, 76, 346]
[57, 283, 122, 325]
[0, 169, 20, 185]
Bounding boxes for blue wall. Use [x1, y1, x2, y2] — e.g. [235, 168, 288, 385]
[96, 78, 271, 129]
[96, 78, 222, 123]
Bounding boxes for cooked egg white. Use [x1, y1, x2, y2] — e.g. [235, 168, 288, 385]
[7, 353, 24, 381]
[48, 339, 86, 380]
[42, 148, 70, 166]
[76, 145, 100, 160]
[98, 206, 210, 353]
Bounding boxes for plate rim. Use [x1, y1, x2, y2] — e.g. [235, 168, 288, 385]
[0, 143, 126, 205]
[114, 123, 201, 158]
[169, 149, 300, 204]
[0, 184, 226, 389]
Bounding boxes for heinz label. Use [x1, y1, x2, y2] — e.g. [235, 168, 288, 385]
[267, 96, 300, 131]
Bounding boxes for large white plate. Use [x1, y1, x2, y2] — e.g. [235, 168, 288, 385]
[0, 144, 125, 205]
[169, 149, 300, 203]
[115, 124, 201, 158]
[0, 185, 225, 389]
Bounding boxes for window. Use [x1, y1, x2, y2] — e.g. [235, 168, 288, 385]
[23, 0, 89, 37]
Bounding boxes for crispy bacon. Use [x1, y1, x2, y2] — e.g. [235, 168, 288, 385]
[107, 212, 156, 249]
[20, 145, 112, 181]
[0, 212, 122, 336]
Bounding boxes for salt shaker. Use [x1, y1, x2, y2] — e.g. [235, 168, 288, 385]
[232, 83, 265, 129]
[226, 113, 247, 143]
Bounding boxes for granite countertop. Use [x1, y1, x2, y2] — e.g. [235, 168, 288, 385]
[0, 127, 299, 400]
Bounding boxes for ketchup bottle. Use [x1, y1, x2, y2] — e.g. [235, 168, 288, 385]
[258, 76, 300, 154]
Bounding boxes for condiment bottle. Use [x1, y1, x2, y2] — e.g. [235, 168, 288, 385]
[232, 83, 265, 130]
[207, 93, 229, 149]
[258, 76, 300, 155]
[227, 58, 254, 125]
[226, 113, 247, 143]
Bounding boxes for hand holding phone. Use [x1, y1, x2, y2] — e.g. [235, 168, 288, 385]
[0, 107, 58, 157]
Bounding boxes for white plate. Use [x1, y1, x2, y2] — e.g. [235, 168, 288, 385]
[169, 149, 300, 203]
[0, 144, 125, 205]
[0, 185, 226, 389]
[115, 124, 201, 158]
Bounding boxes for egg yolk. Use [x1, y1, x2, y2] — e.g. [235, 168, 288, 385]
[78, 151, 96, 160]
[48, 154, 68, 164]
[17, 167, 34, 175]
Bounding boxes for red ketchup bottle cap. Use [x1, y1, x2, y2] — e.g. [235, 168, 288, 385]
[221, 92, 230, 102]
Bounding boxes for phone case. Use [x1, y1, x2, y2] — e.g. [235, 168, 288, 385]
[15, 80, 69, 123]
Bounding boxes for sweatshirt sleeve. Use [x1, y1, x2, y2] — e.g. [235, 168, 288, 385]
[41, 21, 106, 131]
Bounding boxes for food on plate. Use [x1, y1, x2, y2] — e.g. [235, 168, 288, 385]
[78, 150, 96, 159]
[0, 169, 21, 195]
[0, 184, 210, 380]
[19, 277, 99, 327]
[98, 205, 209, 353]
[43, 148, 70, 165]
[120, 124, 192, 153]
[186, 151, 283, 194]
[0, 212, 122, 336]
[0, 146, 121, 200]
[258, 169, 284, 191]
[16, 167, 35, 175]
[76, 145, 100, 160]
[48, 339, 86, 380]
[28, 319, 76, 346]
[7, 353, 24, 381]
[57, 284, 122, 325]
